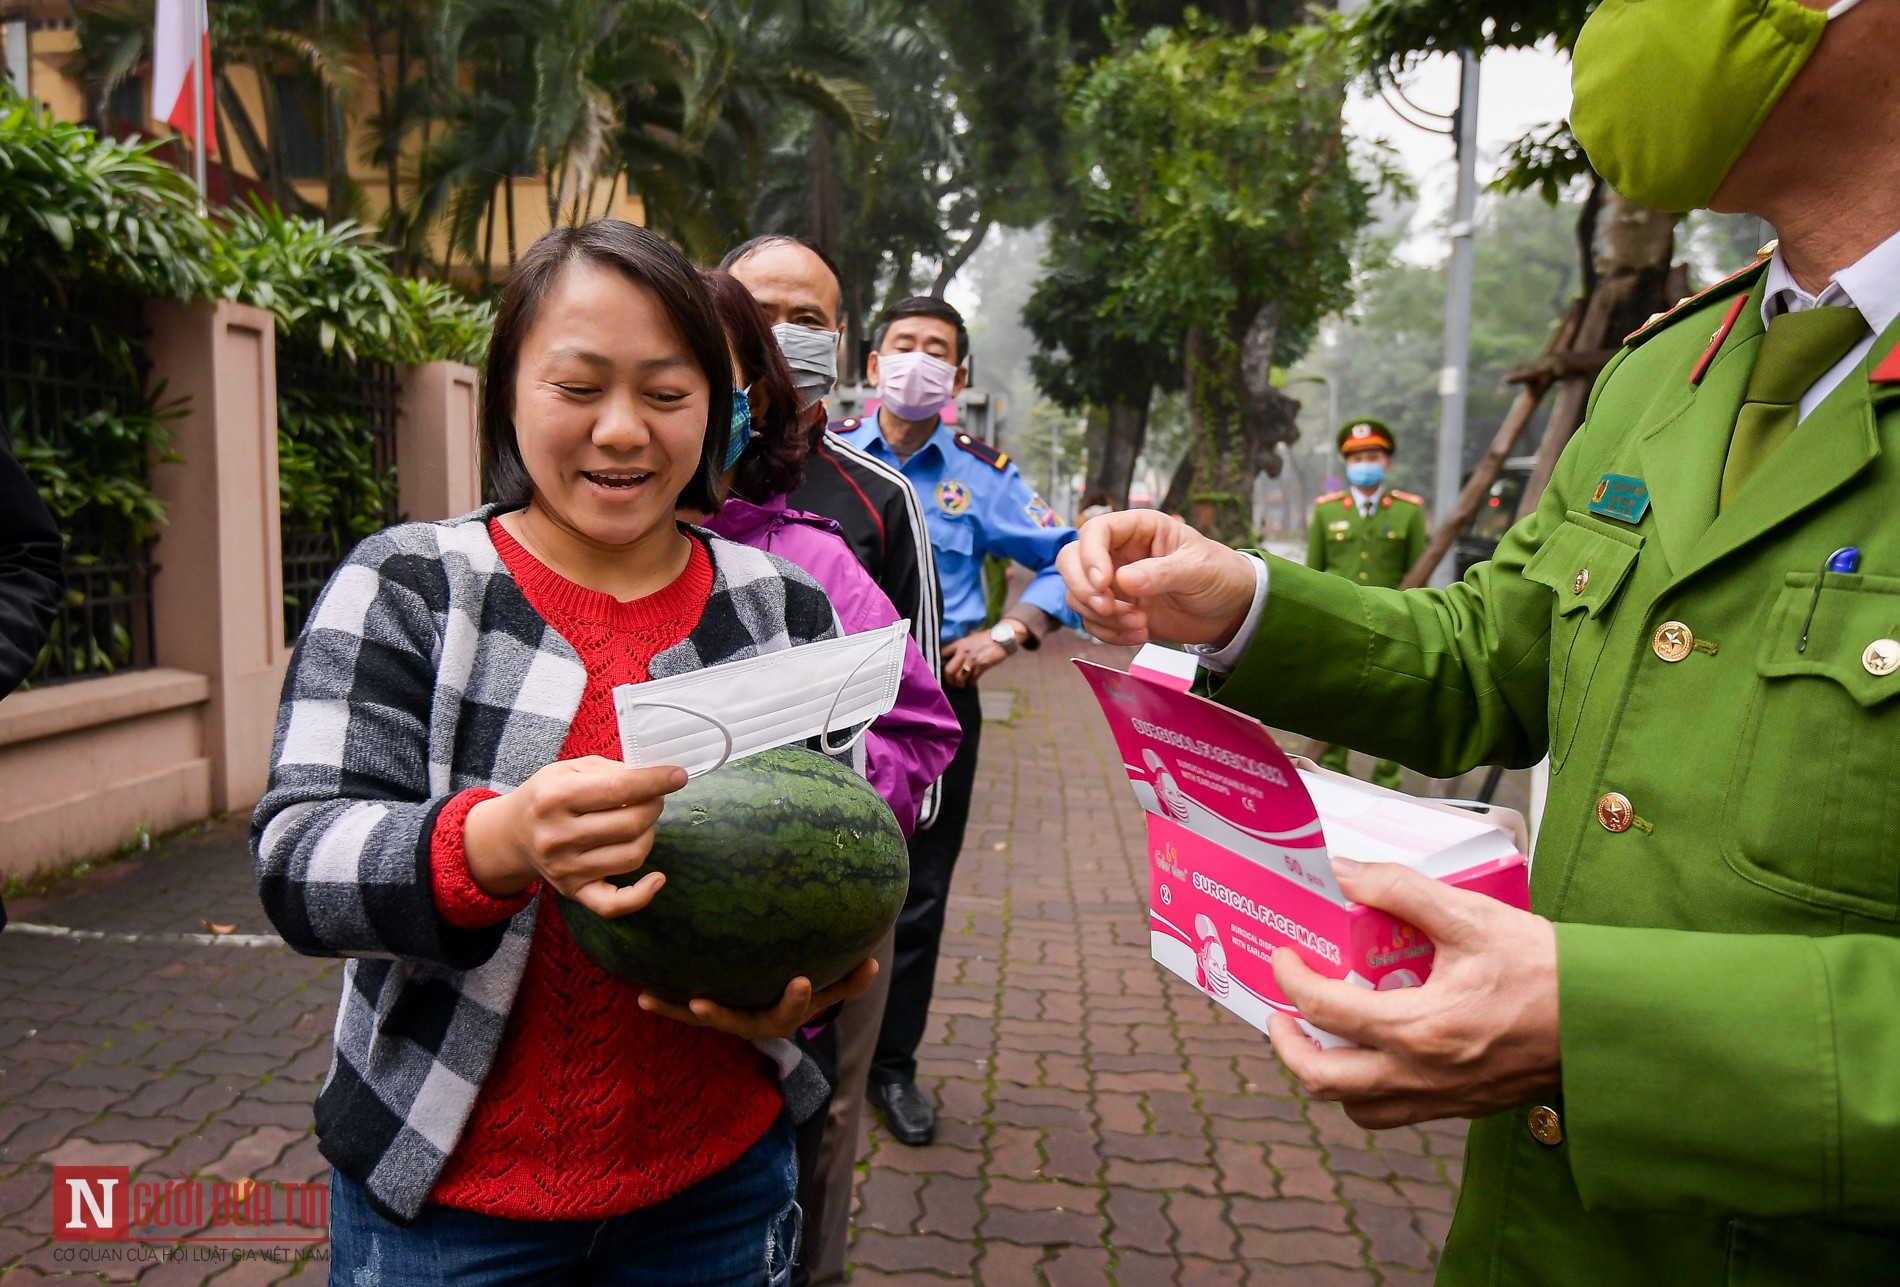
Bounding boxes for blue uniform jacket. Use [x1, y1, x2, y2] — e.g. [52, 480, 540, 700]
[837, 418, 1080, 643]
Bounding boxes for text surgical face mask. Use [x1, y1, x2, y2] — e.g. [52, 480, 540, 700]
[875, 351, 959, 421]
[1346, 461, 1386, 490]
[1570, 0, 1862, 212]
[771, 323, 841, 409]
[725, 386, 753, 471]
[613, 621, 910, 777]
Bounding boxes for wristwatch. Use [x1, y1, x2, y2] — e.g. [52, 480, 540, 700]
[990, 620, 1023, 656]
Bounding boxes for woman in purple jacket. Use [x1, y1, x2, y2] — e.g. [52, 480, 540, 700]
[688, 270, 958, 833]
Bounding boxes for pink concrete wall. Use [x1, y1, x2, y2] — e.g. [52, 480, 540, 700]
[0, 670, 212, 881]
[398, 361, 482, 521]
[146, 299, 288, 816]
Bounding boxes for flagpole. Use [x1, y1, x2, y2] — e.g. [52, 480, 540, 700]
[191, 0, 207, 213]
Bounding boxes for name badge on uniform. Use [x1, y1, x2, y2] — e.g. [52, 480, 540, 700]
[1328, 520, 1352, 533]
[1588, 473, 1650, 526]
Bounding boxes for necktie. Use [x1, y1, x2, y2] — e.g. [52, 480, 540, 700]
[1719, 305, 1868, 509]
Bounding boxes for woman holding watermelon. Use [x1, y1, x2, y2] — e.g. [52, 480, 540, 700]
[253, 220, 874, 1285]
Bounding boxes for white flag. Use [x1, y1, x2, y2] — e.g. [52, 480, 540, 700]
[151, 0, 213, 142]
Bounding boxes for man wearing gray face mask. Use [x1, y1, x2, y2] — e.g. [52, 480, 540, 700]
[721, 233, 944, 1287]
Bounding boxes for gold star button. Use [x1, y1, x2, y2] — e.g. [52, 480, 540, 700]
[1597, 792, 1634, 833]
[1652, 622, 1693, 663]
[1358, 572, 1370, 582]
[1528, 1105, 1563, 1146]
[1864, 639, 1900, 677]
[1572, 568, 1590, 596]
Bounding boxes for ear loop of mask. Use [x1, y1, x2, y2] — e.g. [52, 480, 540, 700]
[621, 701, 736, 775]
[818, 641, 892, 756]
[1826, 0, 1863, 18]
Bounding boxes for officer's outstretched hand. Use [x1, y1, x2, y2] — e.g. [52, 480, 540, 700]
[1058, 511, 1258, 647]
[1265, 858, 1561, 1129]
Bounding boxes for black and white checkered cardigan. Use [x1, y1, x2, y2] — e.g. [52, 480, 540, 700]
[252, 505, 841, 1223]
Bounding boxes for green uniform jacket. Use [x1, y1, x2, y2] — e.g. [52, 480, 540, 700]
[1306, 488, 1429, 588]
[1216, 260, 1900, 1284]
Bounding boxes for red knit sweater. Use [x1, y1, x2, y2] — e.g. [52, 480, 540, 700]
[425, 520, 782, 1220]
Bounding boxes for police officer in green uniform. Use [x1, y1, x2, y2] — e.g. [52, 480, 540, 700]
[1309, 419, 1426, 789]
[1058, 0, 1900, 1281]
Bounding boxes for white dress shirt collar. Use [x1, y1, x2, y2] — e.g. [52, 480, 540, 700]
[1762, 224, 1900, 334]
[1759, 224, 1900, 419]
[1351, 484, 1385, 517]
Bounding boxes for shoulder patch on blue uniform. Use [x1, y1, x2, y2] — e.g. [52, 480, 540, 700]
[953, 432, 1009, 471]
[1025, 495, 1061, 529]
[828, 417, 861, 433]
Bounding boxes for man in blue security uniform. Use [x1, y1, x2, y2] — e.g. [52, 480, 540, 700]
[839, 296, 1079, 1145]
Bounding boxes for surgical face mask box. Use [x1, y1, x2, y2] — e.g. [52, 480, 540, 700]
[1076, 645, 1530, 1048]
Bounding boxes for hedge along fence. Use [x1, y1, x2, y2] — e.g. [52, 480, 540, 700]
[0, 96, 493, 680]
[216, 201, 491, 640]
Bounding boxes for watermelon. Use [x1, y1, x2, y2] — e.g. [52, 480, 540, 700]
[557, 746, 909, 1008]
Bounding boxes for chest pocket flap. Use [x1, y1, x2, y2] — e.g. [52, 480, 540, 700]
[1522, 513, 1642, 619]
[1760, 572, 1900, 708]
[931, 513, 976, 558]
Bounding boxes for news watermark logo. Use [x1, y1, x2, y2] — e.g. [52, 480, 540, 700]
[52, 1165, 328, 1264]
[52, 1167, 127, 1241]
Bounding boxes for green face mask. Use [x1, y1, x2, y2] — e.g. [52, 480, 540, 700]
[1570, 0, 1862, 213]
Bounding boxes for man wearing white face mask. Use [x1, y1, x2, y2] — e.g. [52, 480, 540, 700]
[838, 296, 1082, 1148]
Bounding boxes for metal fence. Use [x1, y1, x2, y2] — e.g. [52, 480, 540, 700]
[0, 285, 158, 685]
[277, 338, 401, 643]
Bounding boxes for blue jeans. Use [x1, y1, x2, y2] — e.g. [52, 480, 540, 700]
[327, 1118, 800, 1286]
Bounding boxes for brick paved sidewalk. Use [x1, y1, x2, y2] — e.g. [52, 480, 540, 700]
[0, 640, 1523, 1285]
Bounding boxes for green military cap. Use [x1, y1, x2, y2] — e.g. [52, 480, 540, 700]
[1338, 418, 1395, 456]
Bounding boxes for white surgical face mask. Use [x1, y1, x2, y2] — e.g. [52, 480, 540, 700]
[614, 621, 909, 777]
[771, 323, 841, 409]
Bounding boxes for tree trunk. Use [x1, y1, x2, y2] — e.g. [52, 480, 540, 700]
[482, 181, 498, 291]
[217, 72, 275, 204]
[1188, 305, 1301, 542]
[255, 64, 292, 210]
[1087, 397, 1150, 506]
[1158, 447, 1195, 516]
[810, 119, 838, 252]
[931, 216, 994, 299]
[383, 13, 409, 267]
[1517, 190, 1678, 518]
[504, 175, 517, 269]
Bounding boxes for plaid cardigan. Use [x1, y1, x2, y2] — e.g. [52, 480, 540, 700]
[252, 506, 841, 1222]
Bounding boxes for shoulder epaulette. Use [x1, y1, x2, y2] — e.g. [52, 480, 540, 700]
[1624, 257, 1770, 349]
[1315, 491, 1347, 505]
[828, 416, 863, 433]
[952, 431, 1009, 470]
[1389, 490, 1424, 505]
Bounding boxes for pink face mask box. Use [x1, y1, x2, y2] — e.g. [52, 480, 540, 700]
[1076, 646, 1531, 1048]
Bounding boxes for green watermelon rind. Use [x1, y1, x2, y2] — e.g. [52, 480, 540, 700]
[556, 747, 909, 1009]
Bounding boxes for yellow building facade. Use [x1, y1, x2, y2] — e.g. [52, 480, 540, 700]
[2, 6, 643, 280]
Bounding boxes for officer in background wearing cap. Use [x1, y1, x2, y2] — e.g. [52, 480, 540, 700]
[1307, 418, 1425, 789]
[838, 295, 1080, 1149]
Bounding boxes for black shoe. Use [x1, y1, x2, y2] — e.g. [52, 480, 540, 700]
[868, 1079, 936, 1146]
